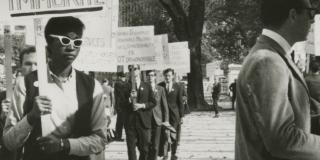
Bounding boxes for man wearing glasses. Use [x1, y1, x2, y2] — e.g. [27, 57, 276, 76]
[235, 0, 320, 160]
[3, 16, 108, 160]
[125, 66, 156, 160]
[146, 70, 169, 160]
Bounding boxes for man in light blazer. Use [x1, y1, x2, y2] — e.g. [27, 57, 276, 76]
[159, 68, 184, 160]
[146, 70, 169, 160]
[235, 0, 320, 160]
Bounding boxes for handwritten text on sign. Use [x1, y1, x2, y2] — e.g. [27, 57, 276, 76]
[140, 34, 168, 71]
[8, 0, 105, 17]
[116, 26, 157, 65]
[168, 42, 190, 74]
[73, 14, 116, 72]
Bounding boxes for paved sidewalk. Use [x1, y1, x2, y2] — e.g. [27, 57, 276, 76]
[105, 111, 235, 160]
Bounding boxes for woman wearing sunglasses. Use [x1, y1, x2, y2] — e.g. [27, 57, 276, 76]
[2, 16, 109, 160]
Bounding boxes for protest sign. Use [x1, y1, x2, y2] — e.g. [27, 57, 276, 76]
[140, 34, 168, 71]
[73, 14, 117, 72]
[0, 0, 106, 19]
[116, 26, 157, 65]
[168, 42, 190, 74]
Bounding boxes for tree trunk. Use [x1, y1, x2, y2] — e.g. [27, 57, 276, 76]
[188, 41, 208, 109]
[159, 0, 209, 109]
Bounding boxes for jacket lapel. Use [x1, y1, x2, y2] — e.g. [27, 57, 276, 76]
[258, 35, 309, 93]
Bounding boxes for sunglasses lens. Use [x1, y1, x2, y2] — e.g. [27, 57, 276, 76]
[61, 37, 70, 45]
[74, 40, 83, 47]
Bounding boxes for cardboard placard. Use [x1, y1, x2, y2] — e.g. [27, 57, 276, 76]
[140, 34, 168, 71]
[116, 26, 157, 65]
[72, 14, 116, 72]
[168, 42, 190, 74]
[0, 0, 106, 19]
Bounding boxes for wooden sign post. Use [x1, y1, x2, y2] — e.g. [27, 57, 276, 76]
[4, 25, 13, 100]
[128, 65, 137, 105]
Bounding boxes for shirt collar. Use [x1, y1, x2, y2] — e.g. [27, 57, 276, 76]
[262, 29, 292, 55]
[49, 67, 75, 83]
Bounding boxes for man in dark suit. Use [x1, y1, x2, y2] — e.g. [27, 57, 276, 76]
[235, 0, 320, 160]
[229, 79, 237, 110]
[212, 78, 221, 117]
[159, 68, 184, 160]
[146, 70, 169, 160]
[114, 72, 130, 141]
[125, 67, 156, 160]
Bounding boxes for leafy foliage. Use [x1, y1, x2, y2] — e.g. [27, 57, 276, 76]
[202, 0, 261, 66]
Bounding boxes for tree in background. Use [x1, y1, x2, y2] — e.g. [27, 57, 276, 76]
[203, 0, 261, 71]
[158, 0, 208, 109]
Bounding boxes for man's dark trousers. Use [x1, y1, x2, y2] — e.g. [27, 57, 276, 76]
[115, 110, 125, 139]
[126, 114, 151, 160]
[148, 118, 162, 160]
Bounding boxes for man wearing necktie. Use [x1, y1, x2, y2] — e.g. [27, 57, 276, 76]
[158, 68, 184, 160]
[125, 66, 156, 160]
[146, 70, 169, 160]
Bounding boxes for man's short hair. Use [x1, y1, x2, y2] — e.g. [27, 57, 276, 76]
[19, 46, 36, 65]
[44, 16, 85, 44]
[117, 72, 125, 77]
[311, 58, 320, 72]
[261, 0, 305, 28]
[146, 70, 156, 75]
[163, 68, 175, 75]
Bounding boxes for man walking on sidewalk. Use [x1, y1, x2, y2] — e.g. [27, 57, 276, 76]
[146, 70, 169, 160]
[159, 68, 184, 160]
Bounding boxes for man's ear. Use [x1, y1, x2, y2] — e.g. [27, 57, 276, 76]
[288, 8, 298, 23]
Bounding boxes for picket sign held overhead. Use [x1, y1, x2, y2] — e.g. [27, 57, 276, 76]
[72, 13, 117, 72]
[116, 26, 157, 65]
[0, 0, 106, 19]
[168, 42, 190, 74]
[140, 34, 169, 71]
[3, 0, 111, 136]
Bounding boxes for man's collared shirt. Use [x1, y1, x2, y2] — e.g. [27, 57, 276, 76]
[262, 29, 292, 56]
[166, 82, 173, 92]
[3, 68, 108, 156]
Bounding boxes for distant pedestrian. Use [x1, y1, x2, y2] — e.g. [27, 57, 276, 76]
[229, 79, 237, 110]
[212, 79, 221, 117]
